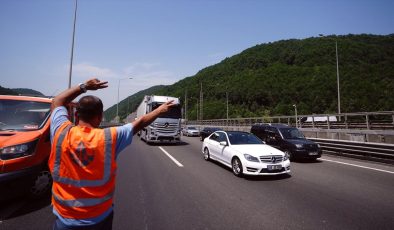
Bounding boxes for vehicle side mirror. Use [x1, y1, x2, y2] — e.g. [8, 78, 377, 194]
[219, 141, 228, 146]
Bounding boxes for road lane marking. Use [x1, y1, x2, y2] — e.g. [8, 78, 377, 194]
[320, 158, 394, 174]
[158, 147, 184, 167]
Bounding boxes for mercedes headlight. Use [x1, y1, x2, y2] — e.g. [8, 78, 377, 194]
[244, 154, 259, 162]
[0, 140, 38, 160]
[283, 152, 289, 161]
[295, 144, 303, 148]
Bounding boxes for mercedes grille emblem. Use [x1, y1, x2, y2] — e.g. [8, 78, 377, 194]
[271, 156, 276, 163]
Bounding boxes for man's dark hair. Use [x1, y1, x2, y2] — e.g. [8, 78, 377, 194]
[76, 95, 103, 121]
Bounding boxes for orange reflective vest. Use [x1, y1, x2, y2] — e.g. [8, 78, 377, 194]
[49, 121, 118, 219]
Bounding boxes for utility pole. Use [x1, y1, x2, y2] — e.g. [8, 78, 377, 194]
[293, 104, 298, 128]
[336, 40, 341, 115]
[226, 91, 229, 121]
[116, 77, 132, 122]
[196, 99, 199, 121]
[127, 97, 130, 113]
[184, 90, 187, 121]
[200, 82, 203, 121]
[319, 34, 341, 115]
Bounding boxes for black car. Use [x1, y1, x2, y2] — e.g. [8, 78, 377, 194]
[199, 127, 223, 141]
[250, 123, 322, 160]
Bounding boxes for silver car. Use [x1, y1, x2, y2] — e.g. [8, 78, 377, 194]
[182, 126, 200, 137]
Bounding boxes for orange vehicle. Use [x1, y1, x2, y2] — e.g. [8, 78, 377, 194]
[0, 95, 53, 199]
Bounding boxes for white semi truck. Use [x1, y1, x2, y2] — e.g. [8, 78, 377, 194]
[136, 95, 182, 144]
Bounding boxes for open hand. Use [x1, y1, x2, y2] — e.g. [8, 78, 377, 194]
[157, 100, 177, 114]
[85, 78, 108, 91]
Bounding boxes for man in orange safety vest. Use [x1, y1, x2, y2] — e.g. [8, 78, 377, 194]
[49, 78, 175, 230]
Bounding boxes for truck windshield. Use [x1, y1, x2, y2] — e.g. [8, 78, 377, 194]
[279, 128, 305, 139]
[152, 103, 181, 119]
[0, 99, 51, 131]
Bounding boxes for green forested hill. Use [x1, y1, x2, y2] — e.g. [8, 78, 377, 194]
[0, 86, 18, 95]
[0, 87, 44, 96]
[104, 85, 166, 121]
[107, 34, 394, 121]
[12, 88, 44, 96]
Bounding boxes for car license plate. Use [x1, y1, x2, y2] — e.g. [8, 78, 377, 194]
[267, 165, 282, 171]
[309, 152, 318, 156]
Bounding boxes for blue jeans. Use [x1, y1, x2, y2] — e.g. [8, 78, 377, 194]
[53, 211, 114, 230]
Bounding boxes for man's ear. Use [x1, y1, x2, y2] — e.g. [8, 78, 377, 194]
[74, 110, 79, 125]
[96, 113, 103, 126]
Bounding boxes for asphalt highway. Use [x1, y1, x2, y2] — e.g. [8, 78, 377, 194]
[1, 136, 393, 230]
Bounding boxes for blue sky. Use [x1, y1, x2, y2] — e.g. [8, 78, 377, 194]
[1, 0, 393, 109]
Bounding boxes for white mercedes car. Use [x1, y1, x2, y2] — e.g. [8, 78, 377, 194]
[202, 131, 291, 177]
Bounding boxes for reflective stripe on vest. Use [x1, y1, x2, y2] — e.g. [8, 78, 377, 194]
[52, 189, 115, 208]
[52, 125, 113, 188]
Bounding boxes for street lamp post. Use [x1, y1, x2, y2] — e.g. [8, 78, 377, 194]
[335, 40, 341, 115]
[68, 0, 78, 88]
[116, 77, 132, 122]
[293, 104, 298, 128]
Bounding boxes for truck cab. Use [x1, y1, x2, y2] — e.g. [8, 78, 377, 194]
[138, 95, 182, 144]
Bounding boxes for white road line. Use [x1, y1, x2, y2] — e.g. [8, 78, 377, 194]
[320, 158, 394, 174]
[158, 147, 184, 167]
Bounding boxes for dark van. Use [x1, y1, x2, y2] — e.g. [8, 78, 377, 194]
[251, 123, 322, 160]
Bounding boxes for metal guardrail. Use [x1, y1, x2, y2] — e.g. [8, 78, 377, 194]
[187, 111, 394, 130]
[187, 123, 394, 164]
[99, 122, 124, 128]
[308, 138, 394, 164]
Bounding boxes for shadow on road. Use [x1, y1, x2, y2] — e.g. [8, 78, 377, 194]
[0, 193, 51, 220]
[148, 141, 189, 146]
[208, 160, 292, 181]
[291, 158, 323, 163]
[244, 173, 292, 181]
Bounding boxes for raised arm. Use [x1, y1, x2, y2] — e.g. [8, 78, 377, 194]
[131, 100, 176, 135]
[51, 78, 108, 110]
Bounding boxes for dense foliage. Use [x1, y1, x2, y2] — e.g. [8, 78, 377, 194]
[104, 85, 166, 121]
[106, 34, 394, 121]
[0, 87, 44, 96]
[12, 88, 44, 96]
[0, 86, 18, 95]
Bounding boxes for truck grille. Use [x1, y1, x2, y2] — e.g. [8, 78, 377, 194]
[259, 155, 283, 163]
[153, 122, 179, 133]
